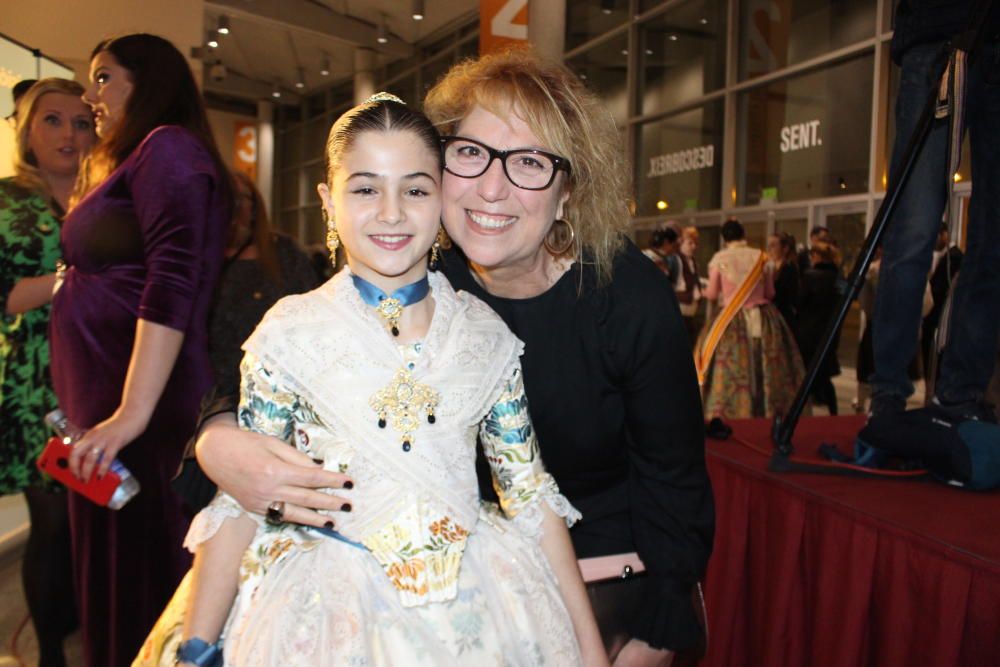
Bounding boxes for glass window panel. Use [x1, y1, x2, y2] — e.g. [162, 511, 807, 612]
[278, 105, 302, 125]
[386, 57, 415, 81]
[638, 0, 728, 113]
[636, 100, 724, 216]
[305, 117, 329, 161]
[693, 224, 721, 275]
[456, 37, 478, 62]
[640, 0, 670, 12]
[307, 93, 326, 118]
[329, 81, 353, 110]
[825, 211, 866, 278]
[565, 33, 629, 129]
[279, 170, 299, 210]
[736, 53, 874, 206]
[775, 218, 808, 252]
[742, 220, 769, 250]
[305, 162, 326, 197]
[420, 57, 452, 104]
[738, 0, 876, 81]
[280, 125, 303, 166]
[824, 211, 866, 366]
[303, 205, 325, 246]
[424, 33, 456, 57]
[384, 74, 417, 107]
[883, 0, 895, 33]
[566, 1, 629, 51]
[279, 209, 299, 237]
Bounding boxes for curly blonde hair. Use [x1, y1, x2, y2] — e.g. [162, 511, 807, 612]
[423, 47, 630, 286]
[12, 78, 90, 201]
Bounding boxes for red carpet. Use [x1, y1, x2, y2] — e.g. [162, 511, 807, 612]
[699, 415, 1000, 667]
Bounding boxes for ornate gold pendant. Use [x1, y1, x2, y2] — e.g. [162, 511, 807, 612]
[376, 297, 404, 336]
[370, 368, 440, 452]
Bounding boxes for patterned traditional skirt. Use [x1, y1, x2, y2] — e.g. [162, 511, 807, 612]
[701, 303, 806, 419]
[133, 505, 581, 667]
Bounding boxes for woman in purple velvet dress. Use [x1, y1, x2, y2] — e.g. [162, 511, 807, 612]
[49, 34, 231, 667]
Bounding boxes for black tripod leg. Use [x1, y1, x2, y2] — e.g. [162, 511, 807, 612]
[771, 63, 946, 461]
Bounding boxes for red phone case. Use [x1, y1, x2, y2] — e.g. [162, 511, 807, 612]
[37, 436, 121, 506]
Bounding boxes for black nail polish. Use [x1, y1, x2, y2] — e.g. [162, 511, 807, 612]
[312, 458, 324, 465]
[342, 503, 352, 512]
[343, 481, 354, 490]
[324, 521, 334, 530]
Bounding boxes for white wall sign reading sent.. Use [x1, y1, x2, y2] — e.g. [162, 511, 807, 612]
[647, 145, 715, 178]
[780, 119, 822, 153]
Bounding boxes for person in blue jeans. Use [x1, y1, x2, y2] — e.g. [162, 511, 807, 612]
[871, 0, 1000, 421]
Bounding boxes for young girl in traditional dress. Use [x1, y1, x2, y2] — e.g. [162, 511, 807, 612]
[138, 94, 607, 667]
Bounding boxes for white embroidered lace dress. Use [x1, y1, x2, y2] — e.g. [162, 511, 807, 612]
[190, 269, 581, 666]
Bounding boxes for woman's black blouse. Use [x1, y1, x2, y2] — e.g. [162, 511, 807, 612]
[442, 239, 714, 651]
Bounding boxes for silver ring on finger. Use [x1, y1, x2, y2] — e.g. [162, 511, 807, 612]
[265, 500, 286, 526]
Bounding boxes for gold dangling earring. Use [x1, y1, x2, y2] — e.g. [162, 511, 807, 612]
[323, 208, 339, 266]
[543, 218, 575, 255]
[429, 226, 451, 270]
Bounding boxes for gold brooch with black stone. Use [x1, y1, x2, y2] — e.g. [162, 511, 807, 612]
[370, 369, 440, 452]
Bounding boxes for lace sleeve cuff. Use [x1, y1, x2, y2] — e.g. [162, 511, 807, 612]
[509, 483, 582, 541]
[182, 492, 247, 552]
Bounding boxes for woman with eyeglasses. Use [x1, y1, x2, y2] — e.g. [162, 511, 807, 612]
[193, 48, 713, 666]
[1, 77, 95, 667]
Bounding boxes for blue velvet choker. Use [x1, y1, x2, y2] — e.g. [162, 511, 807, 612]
[351, 273, 430, 337]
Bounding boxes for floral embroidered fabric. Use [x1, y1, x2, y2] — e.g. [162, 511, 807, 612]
[145, 271, 583, 665]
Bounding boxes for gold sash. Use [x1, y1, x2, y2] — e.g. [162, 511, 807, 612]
[694, 250, 768, 386]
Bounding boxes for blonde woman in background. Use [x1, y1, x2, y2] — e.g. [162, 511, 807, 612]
[1, 77, 95, 667]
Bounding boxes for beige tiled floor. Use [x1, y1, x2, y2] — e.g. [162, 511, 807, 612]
[0, 552, 83, 667]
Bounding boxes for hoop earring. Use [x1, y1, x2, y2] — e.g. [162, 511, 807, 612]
[543, 219, 575, 256]
[323, 208, 339, 262]
[428, 226, 451, 270]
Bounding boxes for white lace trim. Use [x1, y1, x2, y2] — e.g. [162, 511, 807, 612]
[510, 493, 581, 541]
[182, 493, 246, 552]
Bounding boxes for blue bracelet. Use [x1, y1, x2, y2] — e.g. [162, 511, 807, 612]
[176, 637, 222, 666]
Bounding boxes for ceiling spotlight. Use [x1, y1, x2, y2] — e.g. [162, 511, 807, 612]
[217, 16, 230, 35]
[272, 81, 281, 99]
[295, 67, 305, 89]
[600, 0, 614, 14]
[320, 56, 330, 76]
[669, 34, 679, 41]
[621, 49, 628, 55]
[377, 15, 388, 44]
[700, 18, 709, 25]
[206, 31, 219, 49]
[412, 0, 424, 21]
[645, 48, 653, 55]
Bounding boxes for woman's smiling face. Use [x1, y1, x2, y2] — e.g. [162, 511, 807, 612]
[440, 105, 569, 274]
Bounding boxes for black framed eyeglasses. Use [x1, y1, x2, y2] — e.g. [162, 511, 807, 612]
[440, 136, 571, 191]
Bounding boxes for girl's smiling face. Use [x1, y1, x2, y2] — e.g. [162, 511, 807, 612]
[318, 129, 442, 292]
